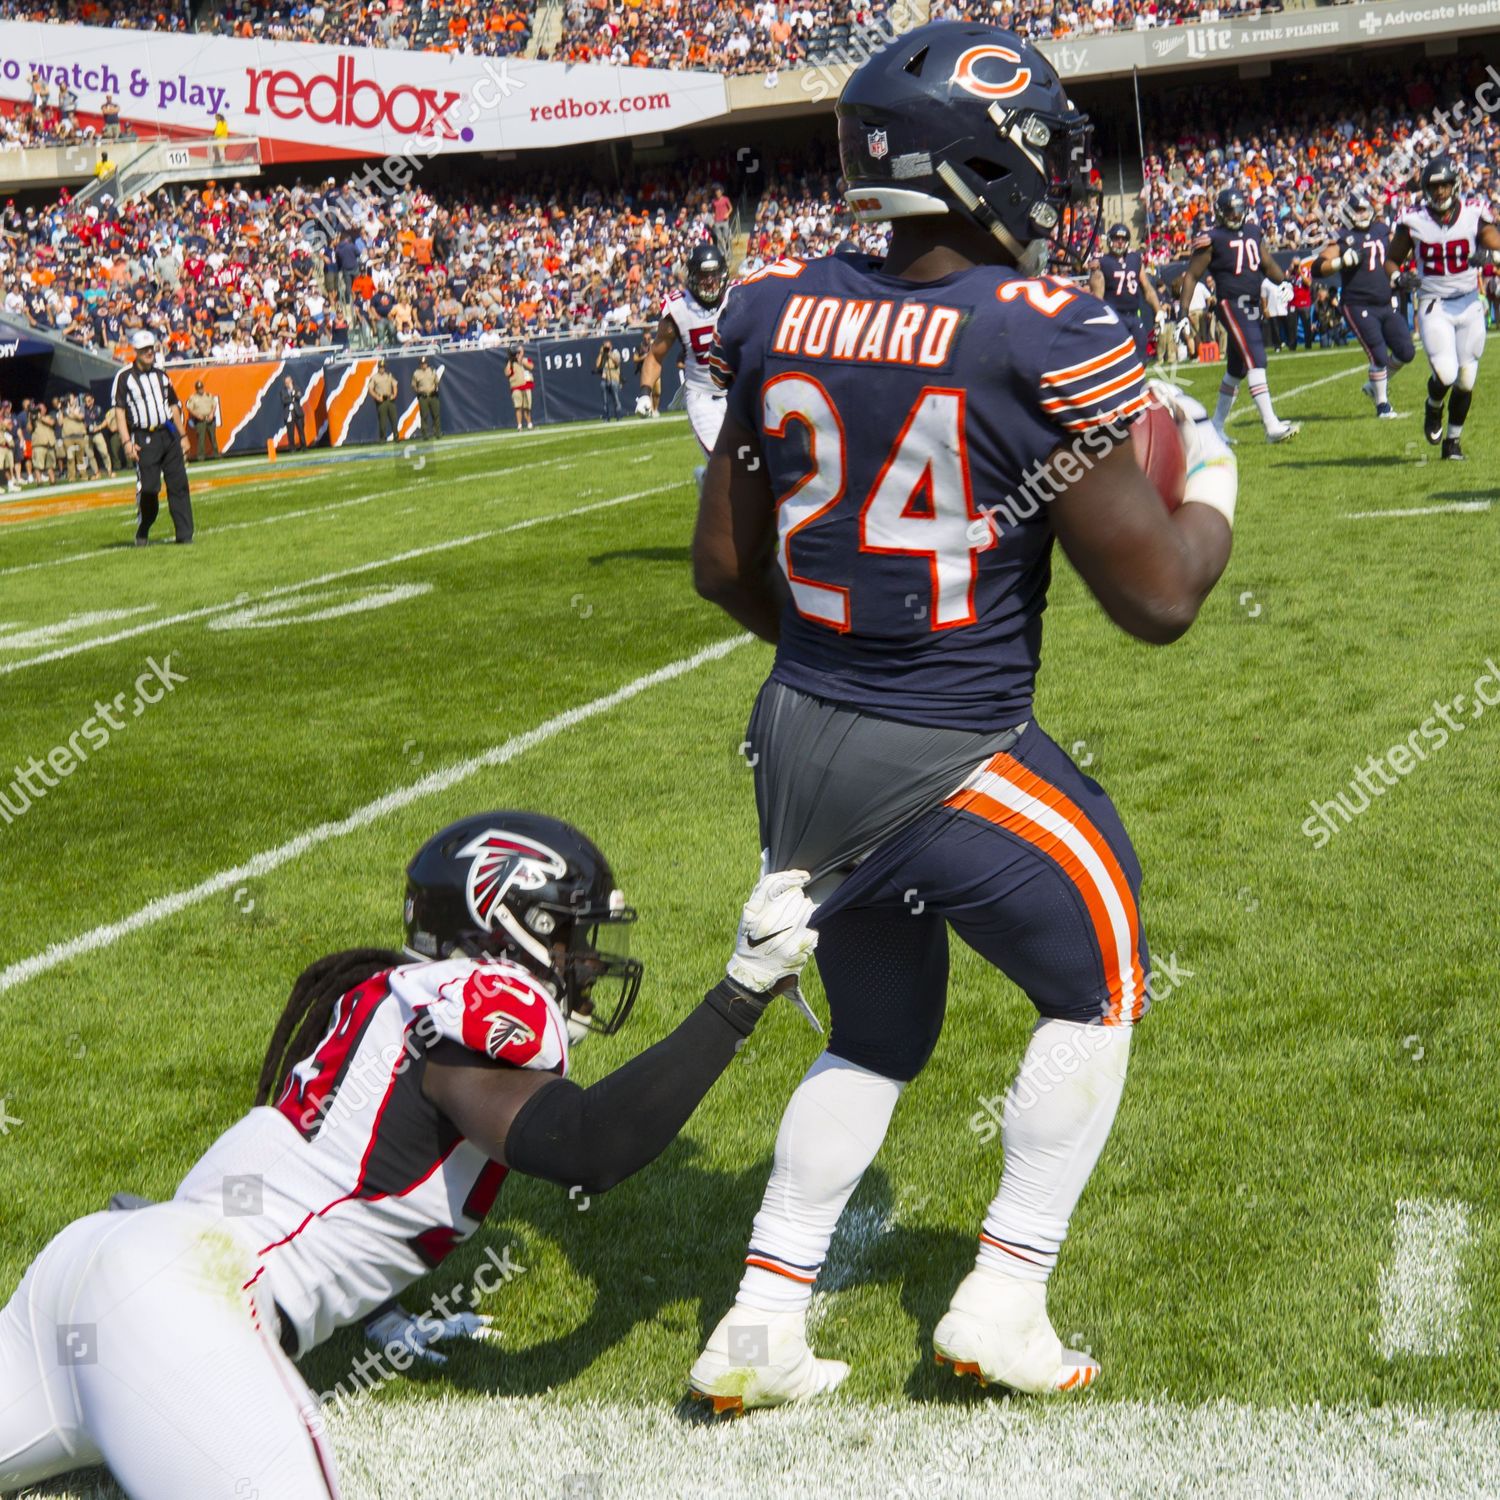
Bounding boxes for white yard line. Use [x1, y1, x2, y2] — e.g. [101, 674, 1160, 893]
[1226, 361, 1366, 423]
[1376, 1198, 1474, 1360]
[22, 1396, 1500, 1500]
[0, 482, 687, 678]
[1345, 501, 1492, 520]
[0, 633, 750, 997]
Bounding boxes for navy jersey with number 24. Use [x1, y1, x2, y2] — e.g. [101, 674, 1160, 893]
[710, 253, 1149, 732]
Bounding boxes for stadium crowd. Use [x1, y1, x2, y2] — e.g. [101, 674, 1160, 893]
[0, 162, 734, 364]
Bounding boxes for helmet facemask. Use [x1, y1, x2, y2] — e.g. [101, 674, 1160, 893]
[1343, 195, 1374, 231]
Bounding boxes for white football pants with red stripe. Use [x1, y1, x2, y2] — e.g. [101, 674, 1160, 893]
[0, 1203, 338, 1499]
[686, 388, 728, 455]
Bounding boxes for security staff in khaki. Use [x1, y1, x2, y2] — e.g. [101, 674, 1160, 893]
[86, 396, 118, 476]
[370, 359, 400, 442]
[30, 400, 57, 483]
[59, 397, 90, 481]
[411, 356, 441, 440]
[185, 381, 220, 462]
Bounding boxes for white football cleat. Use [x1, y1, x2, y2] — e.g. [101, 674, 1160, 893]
[689, 1305, 849, 1415]
[932, 1267, 1099, 1395]
[1266, 422, 1301, 444]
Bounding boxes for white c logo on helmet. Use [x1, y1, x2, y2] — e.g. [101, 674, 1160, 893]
[951, 45, 1031, 101]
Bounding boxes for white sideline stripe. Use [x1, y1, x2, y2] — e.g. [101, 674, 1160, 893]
[0, 634, 750, 997]
[1376, 1198, 1473, 1359]
[1346, 501, 1492, 519]
[1226, 361, 1365, 423]
[0, 482, 687, 678]
[0, 435, 681, 573]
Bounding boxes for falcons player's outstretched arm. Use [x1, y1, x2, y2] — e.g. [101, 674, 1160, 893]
[1385, 225, 1414, 280]
[693, 414, 785, 643]
[1478, 222, 1500, 261]
[638, 315, 678, 397]
[423, 871, 818, 1196]
[1050, 431, 1232, 645]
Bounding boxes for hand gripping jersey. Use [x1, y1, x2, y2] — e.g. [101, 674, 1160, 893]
[1401, 200, 1494, 301]
[664, 287, 723, 395]
[1335, 221, 1396, 307]
[710, 253, 1149, 731]
[1098, 250, 1148, 317]
[174, 957, 569, 1355]
[1192, 222, 1270, 315]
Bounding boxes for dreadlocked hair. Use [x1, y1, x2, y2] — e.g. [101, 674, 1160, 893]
[255, 947, 406, 1107]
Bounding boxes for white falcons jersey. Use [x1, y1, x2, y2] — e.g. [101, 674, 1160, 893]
[174, 956, 569, 1356]
[665, 287, 723, 394]
[1401, 200, 1494, 299]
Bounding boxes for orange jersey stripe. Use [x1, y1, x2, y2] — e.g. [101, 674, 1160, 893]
[1039, 336, 1135, 387]
[1040, 363, 1146, 412]
[1059, 392, 1153, 432]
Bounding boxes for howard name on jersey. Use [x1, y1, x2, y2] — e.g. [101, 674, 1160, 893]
[1193, 222, 1269, 312]
[174, 956, 569, 1355]
[710, 253, 1148, 733]
[1337, 222, 1395, 306]
[1402, 200, 1495, 299]
[665, 287, 722, 393]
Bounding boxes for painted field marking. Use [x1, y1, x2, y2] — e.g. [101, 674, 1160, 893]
[1345, 501, 1491, 520]
[1227, 361, 1366, 423]
[0, 632, 750, 996]
[0, 482, 687, 679]
[1376, 1197, 1473, 1359]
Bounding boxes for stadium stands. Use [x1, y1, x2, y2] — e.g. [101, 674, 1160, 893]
[210, 0, 534, 55]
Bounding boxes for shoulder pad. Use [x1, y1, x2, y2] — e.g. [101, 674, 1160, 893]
[392, 958, 568, 1072]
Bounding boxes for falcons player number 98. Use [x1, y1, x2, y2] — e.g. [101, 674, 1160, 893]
[1386, 155, 1500, 461]
[0, 812, 819, 1498]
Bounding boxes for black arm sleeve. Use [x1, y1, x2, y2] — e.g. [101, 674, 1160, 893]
[503, 978, 770, 1195]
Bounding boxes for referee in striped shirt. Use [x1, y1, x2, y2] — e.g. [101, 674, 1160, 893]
[113, 329, 193, 546]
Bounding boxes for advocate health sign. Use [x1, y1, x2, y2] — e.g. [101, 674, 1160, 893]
[0, 22, 729, 157]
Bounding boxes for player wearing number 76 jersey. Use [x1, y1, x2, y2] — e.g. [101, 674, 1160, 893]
[690, 20, 1237, 1412]
[1386, 156, 1500, 461]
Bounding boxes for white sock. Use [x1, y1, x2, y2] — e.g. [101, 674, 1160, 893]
[1247, 369, 1279, 430]
[977, 1019, 1133, 1284]
[737, 1053, 905, 1313]
[1214, 378, 1239, 432]
[1371, 369, 1388, 405]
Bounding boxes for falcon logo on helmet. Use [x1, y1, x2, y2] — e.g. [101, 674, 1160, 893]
[459, 831, 567, 933]
[836, 21, 1098, 276]
[1421, 156, 1460, 226]
[687, 242, 727, 309]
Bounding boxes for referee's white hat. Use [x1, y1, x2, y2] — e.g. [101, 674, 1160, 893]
[130, 329, 157, 351]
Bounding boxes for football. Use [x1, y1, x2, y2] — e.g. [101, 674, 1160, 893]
[1131, 400, 1187, 513]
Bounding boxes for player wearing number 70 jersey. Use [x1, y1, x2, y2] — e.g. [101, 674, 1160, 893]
[1386, 156, 1500, 461]
[690, 20, 1237, 1412]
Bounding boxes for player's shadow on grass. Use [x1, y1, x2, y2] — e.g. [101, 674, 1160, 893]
[1275, 455, 1412, 468]
[295, 1143, 982, 1409]
[588, 546, 691, 566]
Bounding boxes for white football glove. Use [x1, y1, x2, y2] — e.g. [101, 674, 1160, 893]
[365, 1304, 500, 1367]
[634, 392, 653, 417]
[1175, 316, 1195, 346]
[1146, 379, 1238, 529]
[1342, 245, 1361, 268]
[726, 869, 819, 995]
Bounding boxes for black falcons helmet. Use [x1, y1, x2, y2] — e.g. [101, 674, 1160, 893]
[687, 242, 727, 308]
[1107, 222, 1130, 250]
[1215, 188, 1247, 230]
[403, 811, 642, 1036]
[837, 22, 1096, 274]
[1421, 156, 1460, 225]
[1342, 192, 1375, 231]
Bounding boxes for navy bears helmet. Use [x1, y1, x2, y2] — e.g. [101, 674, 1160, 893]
[403, 811, 642, 1035]
[836, 21, 1096, 274]
[1215, 188, 1247, 229]
[687, 242, 728, 308]
[1420, 157, 1460, 225]
[1342, 192, 1375, 231]
[1107, 222, 1130, 251]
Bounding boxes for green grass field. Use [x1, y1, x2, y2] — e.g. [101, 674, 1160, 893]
[1, 350, 1498, 1497]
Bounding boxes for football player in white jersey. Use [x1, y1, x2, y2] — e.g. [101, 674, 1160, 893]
[640, 242, 730, 475]
[0, 812, 818, 1499]
[1386, 156, 1500, 461]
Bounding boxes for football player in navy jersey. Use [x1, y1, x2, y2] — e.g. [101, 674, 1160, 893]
[1089, 222, 1164, 365]
[1314, 192, 1413, 419]
[689, 21, 1238, 1410]
[1179, 188, 1301, 443]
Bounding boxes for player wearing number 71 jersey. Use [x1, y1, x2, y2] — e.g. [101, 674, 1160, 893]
[1387, 156, 1500, 461]
[690, 20, 1237, 1411]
